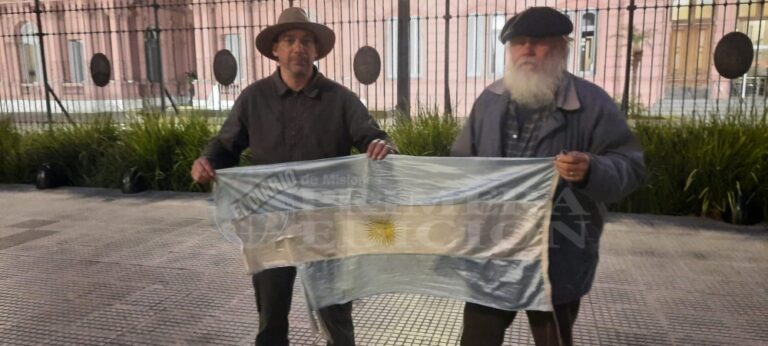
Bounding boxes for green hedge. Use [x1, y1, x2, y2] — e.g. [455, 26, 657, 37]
[0, 114, 213, 192]
[1, 112, 766, 223]
[387, 107, 460, 156]
[0, 118, 24, 183]
[613, 117, 768, 223]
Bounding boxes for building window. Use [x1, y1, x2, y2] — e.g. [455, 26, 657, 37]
[385, 17, 422, 79]
[736, 0, 768, 49]
[733, 0, 768, 97]
[672, 0, 714, 22]
[491, 15, 506, 77]
[467, 14, 486, 77]
[144, 27, 161, 83]
[564, 10, 598, 76]
[18, 22, 41, 84]
[224, 34, 243, 80]
[579, 12, 597, 75]
[467, 14, 506, 78]
[738, 0, 768, 19]
[67, 40, 85, 83]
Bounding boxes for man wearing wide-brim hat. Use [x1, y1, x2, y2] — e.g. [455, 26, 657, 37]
[452, 7, 646, 346]
[191, 7, 393, 346]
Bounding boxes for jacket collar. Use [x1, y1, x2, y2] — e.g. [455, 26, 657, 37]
[272, 66, 321, 98]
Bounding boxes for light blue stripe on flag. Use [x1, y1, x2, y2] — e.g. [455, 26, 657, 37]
[300, 254, 551, 312]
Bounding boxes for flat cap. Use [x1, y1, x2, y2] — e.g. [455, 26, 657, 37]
[499, 7, 573, 43]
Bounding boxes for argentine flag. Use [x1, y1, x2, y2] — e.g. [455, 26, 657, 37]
[211, 154, 558, 319]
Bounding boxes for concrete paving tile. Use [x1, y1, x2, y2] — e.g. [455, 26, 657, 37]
[0, 185, 766, 345]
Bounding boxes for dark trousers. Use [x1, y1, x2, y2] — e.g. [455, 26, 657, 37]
[252, 267, 355, 346]
[460, 300, 581, 346]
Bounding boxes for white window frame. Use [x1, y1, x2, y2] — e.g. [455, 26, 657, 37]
[490, 14, 506, 78]
[564, 9, 598, 76]
[467, 14, 487, 77]
[224, 33, 244, 80]
[19, 22, 42, 84]
[386, 17, 422, 79]
[578, 10, 598, 76]
[467, 13, 506, 78]
[67, 40, 85, 83]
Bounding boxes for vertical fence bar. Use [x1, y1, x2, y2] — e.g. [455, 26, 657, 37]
[443, 0, 451, 114]
[647, 0, 659, 117]
[620, 0, 636, 115]
[152, 0, 165, 112]
[636, 1, 648, 116]
[397, 0, 410, 116]
[658, 1, 670, 118]
[702, 0, 716, 117]
[752, 1, 765, 116]
[680, 2, 693, 119]
[33, 0, 51, 126]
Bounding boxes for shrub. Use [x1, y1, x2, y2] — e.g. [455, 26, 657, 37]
[110, 112, 214, 192]
[0, 118, 24, 183]
[19, 119, 120, 187]
[614, 116, 768, 223]
[386, 106, 460, 157]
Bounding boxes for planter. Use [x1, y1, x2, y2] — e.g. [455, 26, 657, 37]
[122, 167, 148, 194]
[722, 194, 764, 225]
[35, 163, 63, 189]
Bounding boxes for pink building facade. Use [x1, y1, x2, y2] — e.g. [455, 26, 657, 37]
[1, 0, 766, 117]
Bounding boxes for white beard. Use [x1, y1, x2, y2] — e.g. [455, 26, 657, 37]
[503, 49, 567, 109]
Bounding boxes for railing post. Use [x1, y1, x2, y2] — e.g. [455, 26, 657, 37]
[397, 0, 410, 117]
[620, 0, 636, 116]
[33, 0, 52, 127]
[152, 0, 166, 112]
[443, 0, 451, 115]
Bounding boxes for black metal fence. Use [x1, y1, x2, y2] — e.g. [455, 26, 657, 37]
[1, 0, 766, 128]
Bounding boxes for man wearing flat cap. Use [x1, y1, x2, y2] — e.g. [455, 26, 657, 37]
[191, 7, 393, 346]
[452, 7, 645, 346]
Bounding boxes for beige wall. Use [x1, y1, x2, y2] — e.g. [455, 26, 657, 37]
[0, 0, 762, 116]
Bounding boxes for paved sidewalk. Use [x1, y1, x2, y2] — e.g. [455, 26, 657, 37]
[0, 184, 766, 345]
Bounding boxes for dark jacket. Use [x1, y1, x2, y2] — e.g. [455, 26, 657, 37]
[451, 72, 646, 304]
[203, 68, 388, 168]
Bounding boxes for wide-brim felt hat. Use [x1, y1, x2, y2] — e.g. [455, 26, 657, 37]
[499, 7, 573, 43]
[256, 7, 335, 61]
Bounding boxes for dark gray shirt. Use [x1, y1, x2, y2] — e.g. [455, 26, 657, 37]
[503, 102, 549, 158]
[203, 68, 388, 168]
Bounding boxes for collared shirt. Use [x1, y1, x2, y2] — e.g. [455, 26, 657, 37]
[494, 75, 581, 158]
[203, 67, 388, 168]
[503, 102, 552, 158]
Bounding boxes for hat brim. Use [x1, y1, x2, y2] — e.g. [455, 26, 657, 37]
[256, 22, 335, 61]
